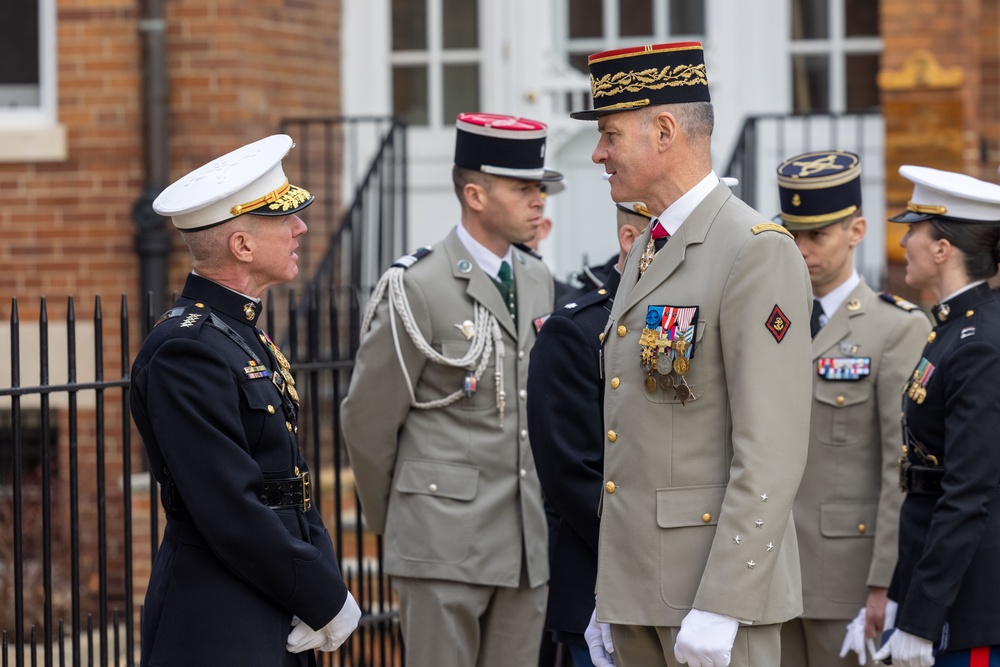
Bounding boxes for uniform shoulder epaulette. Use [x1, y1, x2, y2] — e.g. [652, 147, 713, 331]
[750, 222, 794, 240]
[153, 302, 211, 337]
[513, 243, 544, 261]
[391, 246, 433, 269]
[879, 292, 922, 312]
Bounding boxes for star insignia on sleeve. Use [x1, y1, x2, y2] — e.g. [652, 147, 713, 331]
[754, 518, 764, 528]
[733, 535, 741, 545]
[747, 560, 757, 570]
[766, 542, 774, 552]
[760, 493, 768, 503]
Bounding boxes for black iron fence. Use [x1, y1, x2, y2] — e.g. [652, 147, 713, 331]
[0, 117, 408, 667]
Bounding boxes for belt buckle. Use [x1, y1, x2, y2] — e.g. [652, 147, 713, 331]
[301, 470, 311, 512]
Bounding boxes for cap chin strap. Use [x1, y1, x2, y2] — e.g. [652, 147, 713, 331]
[361, 267, 507, 427]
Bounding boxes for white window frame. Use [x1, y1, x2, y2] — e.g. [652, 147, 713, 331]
[0, 0, 66, 162]
[788, 0, 882, 113]
[389, 0, 483, 130]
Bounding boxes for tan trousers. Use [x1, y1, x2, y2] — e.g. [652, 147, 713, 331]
[781, 617, 857, 667]
[392, 574, 546, 667]
[610, 621, 782, 667]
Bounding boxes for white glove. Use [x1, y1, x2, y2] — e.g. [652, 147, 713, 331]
[674, 608, 739, 667]
[884, 599, 898, 632]
[839, 607, 868, 665]
[584, 608, 616, 667]
[286, 592, 362, 653]
[872, 628, 935, 667]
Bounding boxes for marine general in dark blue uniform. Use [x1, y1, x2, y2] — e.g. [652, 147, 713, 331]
[131, 136, 359, 666]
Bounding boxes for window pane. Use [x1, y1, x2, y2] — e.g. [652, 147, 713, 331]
[392, 0, 427, 51]
[0, 0, 40, 106]
[846, 53, 880, 112]
[670, 0, 706, 35]
[443, 64, 480, 126]
[569, 52, 591, 75]
[620, 0, 653, 37]
[844, 0, 879, 37]
[570, 0, 603, 38]
[393, 65, 429, 125]
[792, 54, 830, 113]
[443, 0, 478, 49]
[791, 0, 828, 39]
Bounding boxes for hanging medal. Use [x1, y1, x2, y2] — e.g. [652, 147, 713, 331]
[906, 357, 935, 405]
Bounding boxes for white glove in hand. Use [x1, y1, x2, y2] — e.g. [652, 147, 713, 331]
[839, 607, 868, 665]
[584, 608, 616, 667]
[871, 628, 935, 667]
[674, 608, 739, 667]
[884, 599, 898, 632]
[286, 592, 362, 653]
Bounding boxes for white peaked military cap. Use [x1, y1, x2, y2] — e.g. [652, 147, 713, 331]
[153, 134, 314, 231]
[889, 165, 1000, 224]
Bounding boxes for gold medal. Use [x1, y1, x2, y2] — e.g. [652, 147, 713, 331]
[673, 338, 689, 355]
[287, 383, 299, 403]
[639, 237, 656, 274]
[915, 387, 927, 404]
[673, 356, 690, 375]
[644, 375, 658, 393]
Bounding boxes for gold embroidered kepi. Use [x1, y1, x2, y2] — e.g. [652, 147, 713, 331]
[153, 134, 314, 231]
[570, 42, 711, 121]
[777, 151, 862, 231]
[888, 165, 1000, 225]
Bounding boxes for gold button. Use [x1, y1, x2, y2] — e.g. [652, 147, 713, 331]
[294, 466, 300, 475]
[607, 430, 618, 442]
[286, 421, 293, 432]
[617, 325, 627, 337]
[611, 377, 620, 389]
[857, 523, 866, 534]
[195, 302, 205, 308]
[520, 429, 528, 440]
[966, 310, 975, 317]
[519, 389, 527, 400]
[267, 405, 275, 414]
[598, 289, 608, 295]
[429, 483, 439, 494]
[928, 331, 937, 343]
[605, 481, 616, 493]
[836, 395, 845, 406]
[518, 350, 525, 360]
[702, 513, 712, 523]
[598, 332, 605, 342]
[520, 468, 527, 479]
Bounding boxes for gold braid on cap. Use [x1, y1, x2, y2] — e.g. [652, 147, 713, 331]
[591, 64, 708, 99]
[231, 179, 291, 216]
[908, 202, 948, 215]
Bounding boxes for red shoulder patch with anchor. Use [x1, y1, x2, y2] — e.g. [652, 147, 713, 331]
[765, 304, 791, 343]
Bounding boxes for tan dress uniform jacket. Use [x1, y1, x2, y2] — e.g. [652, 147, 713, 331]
[341, 228, 551, 588]
[795, 281, 930, 618]
[598, 182, 813, 627]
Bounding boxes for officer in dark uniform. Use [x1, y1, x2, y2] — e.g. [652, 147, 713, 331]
[131, 135, 359, 666]
[527, 202, 652, 667]
[873, 166, 1000, 667]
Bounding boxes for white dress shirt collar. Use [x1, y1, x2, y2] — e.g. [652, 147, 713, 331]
[817, 270, 860, 327]
[456, 223, 514, 280]
[654, 171, 721, 236]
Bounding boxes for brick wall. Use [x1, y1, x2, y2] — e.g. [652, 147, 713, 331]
[0, 0, 341, 640]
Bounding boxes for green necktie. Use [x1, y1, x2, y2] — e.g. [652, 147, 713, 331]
[495, 261, 517, 322]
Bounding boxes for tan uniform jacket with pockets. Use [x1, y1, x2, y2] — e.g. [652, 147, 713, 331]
[598, 183, 813, 627]
[796, 281, 930, 618]
[341, 228, 551, 588]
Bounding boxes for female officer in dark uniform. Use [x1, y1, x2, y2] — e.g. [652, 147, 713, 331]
[873, 166, 1000, 667]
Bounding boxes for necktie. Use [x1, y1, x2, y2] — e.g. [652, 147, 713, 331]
[495, 261, 517, 321]
[810, 299, 823, 338]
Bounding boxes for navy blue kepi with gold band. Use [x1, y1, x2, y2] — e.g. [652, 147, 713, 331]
[777, 151, 862, 231]
[570, 42, 711, 121]
[454, 113, 563, 182]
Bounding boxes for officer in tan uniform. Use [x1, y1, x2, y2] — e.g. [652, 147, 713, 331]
[774, 152, 931, 667]
[573, 43, 813, 667]
[341, 113, 560, 667]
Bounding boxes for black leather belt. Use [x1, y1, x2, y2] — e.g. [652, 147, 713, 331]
[165, 471, 311, 512]
[261, 471, 312, 512]
[898, 458, 944, 496]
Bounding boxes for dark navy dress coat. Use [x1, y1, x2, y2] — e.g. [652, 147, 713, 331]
[130, 273, 348, 666]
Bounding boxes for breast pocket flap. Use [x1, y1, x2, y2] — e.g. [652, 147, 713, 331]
[820, 501, 878, 538]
